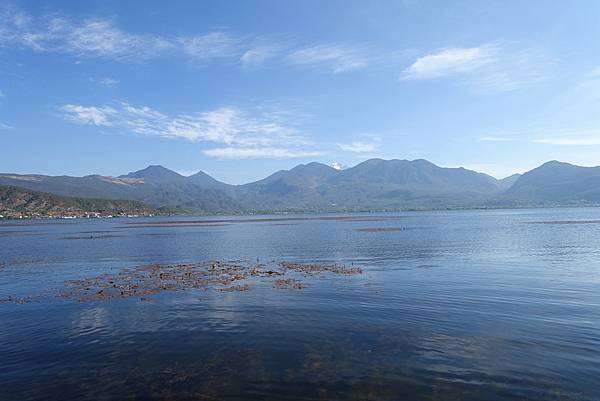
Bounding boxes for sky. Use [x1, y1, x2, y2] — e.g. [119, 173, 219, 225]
[1, 0, 600, 184]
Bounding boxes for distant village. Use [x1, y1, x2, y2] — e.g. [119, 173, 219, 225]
[0, 212, 155, 220]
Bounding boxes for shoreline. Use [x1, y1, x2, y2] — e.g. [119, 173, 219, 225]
[2, 203, 600, 222]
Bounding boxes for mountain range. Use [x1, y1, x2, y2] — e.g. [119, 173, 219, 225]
[1, 159, 599, 213]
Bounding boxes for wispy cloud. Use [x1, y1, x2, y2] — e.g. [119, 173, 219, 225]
[402, 43, 549, 92]
[402, 46, 496, 80]
[0, 121, 13, 129]
[1, 6, 378, 75]
[203, 147, 322, 159]
[178, 32, 241, 62]
[0, 7, 253, 64]
[9, 16, 173, 59]
[61, 102, 318, 158]
[336, 141, 378, 153]
[0, 8, 171, 59]
[480, 136, 515, 142]
[61, 104, 117, 126]
[288, 44, 368, 73]
[241, 46, 277, 68]
[533, 137, 600, 146]
[99, 77, 119, 87]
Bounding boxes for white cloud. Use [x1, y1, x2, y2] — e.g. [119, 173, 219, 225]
[0, 8, 246, 63]
[480, 136, 515, 142]
[330, 161, 344, 170]
[203, 147, 322, 159]
[0, 121, 13, 129]
[61, 102, 318, 158]
[402, 46, 496, 80]
[241, 46, 276, 67]
[57, 19, 173, 59]
[287, 44, 368, 73]
[336, 141, 378, 153]
[1, 6, 379, 75]
[178, 32, 240, 61]
[10, 16, 173, 59]
[402, 43, 549, 93]
[61, 104, 117, 126]
[533, 137, 600, 146]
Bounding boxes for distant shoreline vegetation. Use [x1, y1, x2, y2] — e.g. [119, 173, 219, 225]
[2, 159, 600, 219]
[0, 186, 158, 220]
[2, 188, 599, 221]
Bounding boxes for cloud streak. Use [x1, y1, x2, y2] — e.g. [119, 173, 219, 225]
[0, 6, 369, 74]
[533, 137, 600, 146]
[203, 147, 323, 159]
[178, 32, 241, 62]
[61, 104, 117, 126]
[288, 45, 368, 73]
[0, 7, 256, 64]
[402, 43, 549, 92]
[241, 46, 277, 68]
[403, 46, 496, 80]
[336, 141, 378, 153]
[480, 136, 515, 142]
[61, 102, 319, 158]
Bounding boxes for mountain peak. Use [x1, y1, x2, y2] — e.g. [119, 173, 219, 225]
[186, 170, 229, 188]
[3, 159, 600, 211]
[537, 160, 585, 170]
[291, 162, 337, 173]
[541, 160, 568, 167]
[121, 165, 183, 182]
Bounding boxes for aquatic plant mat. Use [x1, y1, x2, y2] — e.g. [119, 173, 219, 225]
[57, 260, 362, 303]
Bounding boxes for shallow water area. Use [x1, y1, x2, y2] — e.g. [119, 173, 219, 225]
[1, 209, 600, 400]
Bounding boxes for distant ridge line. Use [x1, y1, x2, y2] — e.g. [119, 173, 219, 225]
[1, 159, 599, 212]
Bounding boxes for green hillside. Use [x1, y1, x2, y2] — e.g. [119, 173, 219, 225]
[0, 185, 158, 219]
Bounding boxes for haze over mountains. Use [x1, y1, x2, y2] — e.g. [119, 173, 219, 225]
[1, 159, 599, 213]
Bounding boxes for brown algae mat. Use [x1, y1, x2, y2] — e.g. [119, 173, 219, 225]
[58, 260, 363, 303]
[354, 227, 406, 232]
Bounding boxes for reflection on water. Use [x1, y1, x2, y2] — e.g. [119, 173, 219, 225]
[1, 208, 600, 400]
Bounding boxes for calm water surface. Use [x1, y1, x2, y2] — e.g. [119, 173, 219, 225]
[1, 208, 600, 400]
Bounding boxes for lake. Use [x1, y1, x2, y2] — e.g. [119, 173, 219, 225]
[1, 208, 599, 400]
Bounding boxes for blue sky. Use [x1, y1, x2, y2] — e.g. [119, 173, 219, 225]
[1, 0, 600, 184]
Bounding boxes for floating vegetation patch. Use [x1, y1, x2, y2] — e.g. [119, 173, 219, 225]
[218, 284, 251, 292]
[355, 227, 406, 232]
[279, 261, 362, 276]
[1, 255, 67, 268]
[58, 260, 362, 303]
[0, 295, 32, 304]
[273, 278, 307, 289]
[63, 234, 123, 240]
